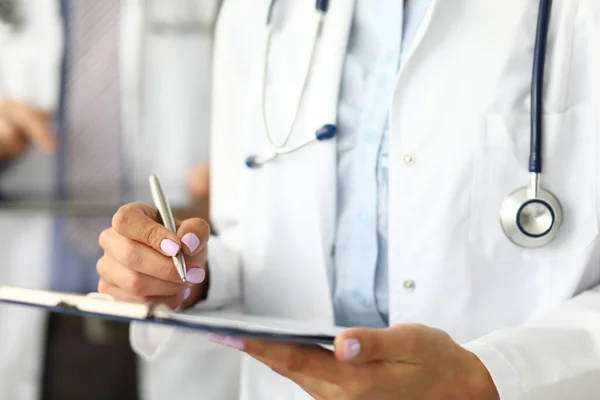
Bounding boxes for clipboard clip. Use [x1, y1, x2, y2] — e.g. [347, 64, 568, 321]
[0, 286, 166, 320]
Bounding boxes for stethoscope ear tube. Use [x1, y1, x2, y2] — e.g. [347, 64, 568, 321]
[248, 0, 333, 169]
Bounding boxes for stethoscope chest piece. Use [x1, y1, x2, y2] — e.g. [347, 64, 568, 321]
[498, 0, 564, 248]
[499, 184, 563, 248]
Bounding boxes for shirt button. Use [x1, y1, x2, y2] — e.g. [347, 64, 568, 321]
[403, 153, 416, 166]
[403, 280, 416, 292]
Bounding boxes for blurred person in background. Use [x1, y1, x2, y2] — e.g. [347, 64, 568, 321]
[0, 1, 238, 400]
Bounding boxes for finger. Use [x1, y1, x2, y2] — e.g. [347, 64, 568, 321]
[176, 218, 210, 284]
[112, 202, 183, 258]
[177, 218, 210, 256]
[2, 99, 57, 154]
[96, 254, 187, 297]
[334, 324, 426, 363]
[0, 112, 16, 138]
[98, 279, 185, 310]
[99, 228, 198, 284]
[0, 123, 27, 157]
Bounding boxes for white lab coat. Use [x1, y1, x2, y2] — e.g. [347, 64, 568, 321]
[0, 1, 240, 400]
[132, 0, 600, 398]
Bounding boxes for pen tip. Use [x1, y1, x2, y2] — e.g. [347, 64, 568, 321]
[182, 278, 187, 283]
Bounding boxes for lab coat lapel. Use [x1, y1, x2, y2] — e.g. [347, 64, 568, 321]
[394, 0, 440, 88]
[306, 0, 356, 290]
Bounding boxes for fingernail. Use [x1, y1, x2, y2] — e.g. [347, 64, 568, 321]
[183, 287, 191, 300]
[223, 336, 245, 350]
[187, 268, 206, 284]
[181, 233, 200, 253]
[207, 333, 227, 344]
[160, 239, 180, 257]
[343, 338, 361, 360]
[207, 334, 244, 350]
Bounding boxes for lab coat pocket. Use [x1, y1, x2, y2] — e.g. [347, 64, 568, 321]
[470, 104, 598, 262]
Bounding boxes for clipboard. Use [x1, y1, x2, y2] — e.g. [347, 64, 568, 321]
[0, 286, 342, 345]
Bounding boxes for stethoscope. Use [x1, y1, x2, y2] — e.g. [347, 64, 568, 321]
[245, 0, 336, 169]
[499, 0, 563, 248]
[247, 0, 562, 248]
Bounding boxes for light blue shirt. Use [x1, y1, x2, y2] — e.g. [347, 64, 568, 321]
[333, 0, 432, 328]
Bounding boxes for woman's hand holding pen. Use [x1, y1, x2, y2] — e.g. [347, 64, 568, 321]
[97, 202, 210, 310]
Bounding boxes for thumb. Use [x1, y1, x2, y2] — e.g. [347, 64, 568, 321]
[333, 324, 426, 364]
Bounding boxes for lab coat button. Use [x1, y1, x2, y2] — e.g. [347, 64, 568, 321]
[403, 280, 416, 291]
[403, 153, 415, 166]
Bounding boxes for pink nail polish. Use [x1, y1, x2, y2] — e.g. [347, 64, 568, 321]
[181, 233, 200, 253]
[207, 334, 244, 350]
[223, 337, 245, 350]
[343, 338, 361, 360]
[207, 333, 227, 344]
[183, 287, 191, 300]
[187, 268, 206, 284]
[160, 239, 180, 257]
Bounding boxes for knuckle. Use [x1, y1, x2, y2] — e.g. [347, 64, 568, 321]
[402, 326, 422, 353]
[141, 225, 162, 247]
[198, 219, 211, 237]
[435, 328, 452, 343]
[97, 279, 108, 294]
[160, 264, 180, 283]
[185, 218, 210, 238]
[95, 258, 105, 276]
[120, 243, 143, 267]
[112, 207, 129, 231]
[98, 228, 111, 249]
[124, 273, 146, 296]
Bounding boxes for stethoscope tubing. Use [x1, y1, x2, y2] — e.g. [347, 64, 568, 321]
[260, 11, 324, 150]
[530, 0, 552, 174]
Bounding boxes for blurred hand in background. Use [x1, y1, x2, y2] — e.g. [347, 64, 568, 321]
[0, 99, 56, 161]
[186, 162, 210, 202]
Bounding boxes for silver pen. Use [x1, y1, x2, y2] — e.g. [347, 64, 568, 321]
[149, 174, 187, 282]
